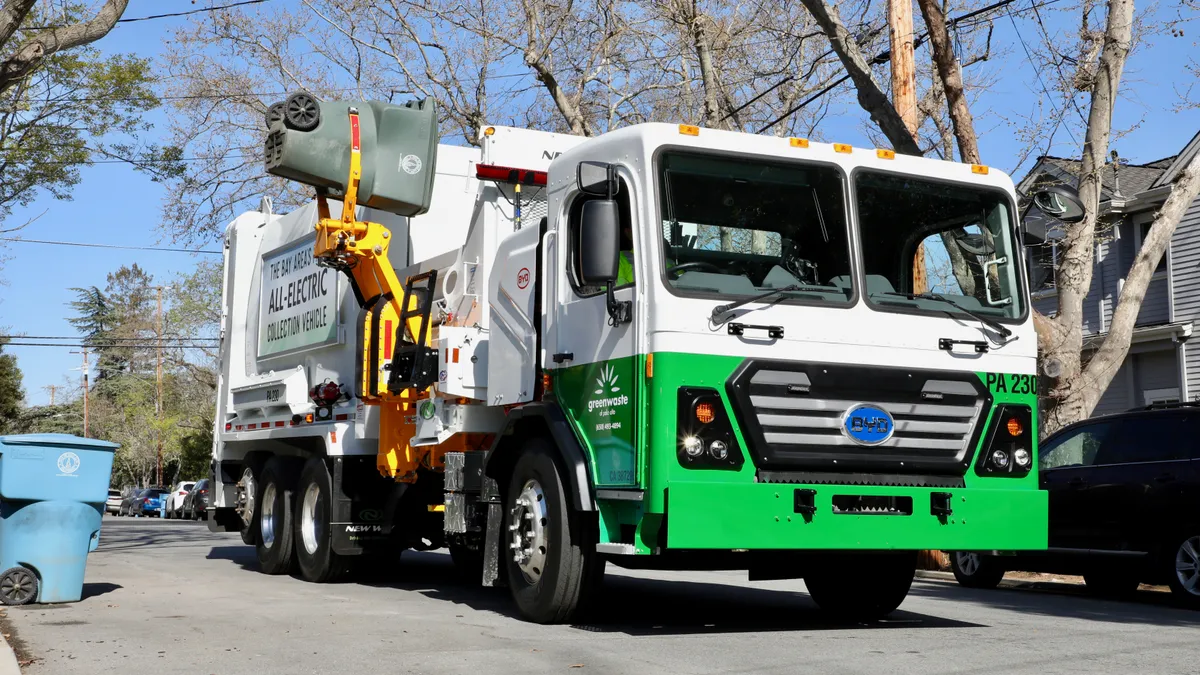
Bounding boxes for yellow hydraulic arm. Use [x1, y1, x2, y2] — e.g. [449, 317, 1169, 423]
[310, 106, 430, 483]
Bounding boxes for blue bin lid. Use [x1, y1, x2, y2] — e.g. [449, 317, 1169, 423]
[0, 433, 119, 452]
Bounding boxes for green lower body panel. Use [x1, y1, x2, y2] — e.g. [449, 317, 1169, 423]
[666, 482, 1047, 551]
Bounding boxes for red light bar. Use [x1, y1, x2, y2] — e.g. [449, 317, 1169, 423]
[475, 163, 547, 187]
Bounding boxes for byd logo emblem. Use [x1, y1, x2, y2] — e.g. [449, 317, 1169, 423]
[841, 404, 894, 446]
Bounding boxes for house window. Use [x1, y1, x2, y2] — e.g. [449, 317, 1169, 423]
[1136, 221, 1168, 274]
[1028, 242, 1057, 292]
[1144, 387, 1180, 405]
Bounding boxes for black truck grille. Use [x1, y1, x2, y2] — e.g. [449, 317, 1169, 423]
[726, 360, 991, 476]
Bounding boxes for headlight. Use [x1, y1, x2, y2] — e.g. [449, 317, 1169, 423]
[677, 388, 743, 470]
[975, 404, 1034, 478]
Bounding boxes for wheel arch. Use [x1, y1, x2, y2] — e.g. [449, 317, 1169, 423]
[483, 402, 595, 512]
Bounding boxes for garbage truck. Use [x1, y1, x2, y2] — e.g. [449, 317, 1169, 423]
[208, 91, 1050, 623]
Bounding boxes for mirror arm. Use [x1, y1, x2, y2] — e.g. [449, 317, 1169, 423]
[606, 285, 632, 326]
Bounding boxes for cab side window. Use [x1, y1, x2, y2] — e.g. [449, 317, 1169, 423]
[1091, 414, 1189, 465]
[567, 177, 634, 297]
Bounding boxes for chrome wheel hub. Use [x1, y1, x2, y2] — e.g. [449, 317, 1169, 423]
[956, 552, 981, 577]
[509, 479, 549, 584]
[1175, 536, 1200, 596]
[260, 482, 277, 549]
[238, 469, 256, 528]
[301, 482, 322, 556]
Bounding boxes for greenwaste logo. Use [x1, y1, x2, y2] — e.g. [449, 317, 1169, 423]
[588, 363, 629, 412]
[594, 364, 620, 395]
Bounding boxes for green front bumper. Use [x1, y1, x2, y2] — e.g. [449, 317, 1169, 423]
[665, 481, 1048, 551]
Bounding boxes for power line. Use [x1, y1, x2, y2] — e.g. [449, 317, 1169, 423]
[2, 238, 221, 255]
[24, 0, 274, 29]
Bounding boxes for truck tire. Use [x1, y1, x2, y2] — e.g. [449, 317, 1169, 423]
[804, 551, 916, 621]
[503, 439, 604, 624]
[255, 458, 298, 575]
[950, 551, 1005, 589]
[239, 466, 260, 546]
[294, 458, 354, 583]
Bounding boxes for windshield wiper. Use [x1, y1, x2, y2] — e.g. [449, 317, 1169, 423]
[711, 284, 828, 321]
[878, 292, 1013, 340]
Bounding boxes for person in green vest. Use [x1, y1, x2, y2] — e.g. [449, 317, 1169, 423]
[616, 218, 635, 286]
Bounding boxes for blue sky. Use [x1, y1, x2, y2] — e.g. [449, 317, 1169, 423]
[2, 0, 1198, 405]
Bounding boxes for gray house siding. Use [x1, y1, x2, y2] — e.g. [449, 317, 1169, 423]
[1094, 361, 1132, 415]
[1092, 347, 1180, 416]
[1171, 195, 1200, 397]
[1032, 294, 1057, 317]
[1137, 277, 1172, 326]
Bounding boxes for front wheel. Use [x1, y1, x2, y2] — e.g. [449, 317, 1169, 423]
[1167, 534, 1200, 609]
[255, 459, 298, 575]
[294, 458, 353, 583]
[950, 552, 1006, 589]
[504, 440, 604, 623]
[0, 566, 38, 606]
[804, 551, 917, 621]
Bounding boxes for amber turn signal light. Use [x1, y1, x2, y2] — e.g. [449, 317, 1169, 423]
[695, 402, 716, 424]
[1006, 417, 1023, 437]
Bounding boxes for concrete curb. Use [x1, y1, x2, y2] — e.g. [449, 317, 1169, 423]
[915, 570, 956, 582]
[0, 630, 19, 675]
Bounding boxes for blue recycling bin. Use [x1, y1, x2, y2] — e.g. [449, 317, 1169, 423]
[0, 434, 119, 605]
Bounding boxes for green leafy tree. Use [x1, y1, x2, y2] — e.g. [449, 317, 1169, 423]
[0, 1, 156, 227]
[0, 338, 24, 433]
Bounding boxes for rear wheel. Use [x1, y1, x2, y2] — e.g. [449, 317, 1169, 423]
[294, 458, 353, 583]
[951, 551, 1006, 589]
[504, 440, 604, 623]
[238, 466, 261, 546]
[0, 566, 37, 606]
[1167, 534, 1200, 609]
[804, 552, 917, 621]
[255, 459, 298, 575]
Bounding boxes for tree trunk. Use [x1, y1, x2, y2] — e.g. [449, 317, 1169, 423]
[915, 0, 980, 164]
[1053, 151, 1200, 428]
[1040, 0, 1134, 436]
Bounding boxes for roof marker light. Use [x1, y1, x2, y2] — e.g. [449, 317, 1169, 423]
[834, 143, 853, 154]
[789, 137, 809, 148]
[679, 124, 700, 136]
[972, 164, 989, 175]
[475, 163, 547, 187]
[877, 149, 895, 160]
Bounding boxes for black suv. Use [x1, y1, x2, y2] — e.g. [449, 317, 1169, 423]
[950, 403, 1200, 607]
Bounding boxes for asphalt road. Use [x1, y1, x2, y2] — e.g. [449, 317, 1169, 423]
[7, 518, 1200, 675]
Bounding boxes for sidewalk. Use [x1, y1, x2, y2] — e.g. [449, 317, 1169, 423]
[0, 633, 18, 675]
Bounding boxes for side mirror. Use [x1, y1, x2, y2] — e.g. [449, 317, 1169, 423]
[1030, 184, 1086, 224]
[577, 161, 618, 197]
[578, 200, 620, 284]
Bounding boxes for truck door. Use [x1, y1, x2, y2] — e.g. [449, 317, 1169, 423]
[550, 173, 640, 487]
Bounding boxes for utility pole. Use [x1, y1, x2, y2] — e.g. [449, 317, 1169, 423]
[70, 349, 89, 437]
[890, 0, 942, 571]
[889, 0, 928, 295]
[45, 385, 56, 406]
[156, 286, 164, 488]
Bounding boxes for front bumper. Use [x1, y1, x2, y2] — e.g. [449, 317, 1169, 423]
[665, 481, 1047, 551]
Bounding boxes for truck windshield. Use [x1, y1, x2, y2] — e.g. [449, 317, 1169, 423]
[658, 152, 853, 304]
[857, 170, 1024, 321]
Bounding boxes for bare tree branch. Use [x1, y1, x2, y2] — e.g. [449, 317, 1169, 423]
[915, 0, 980, 163]
[0, 0, 129, 94]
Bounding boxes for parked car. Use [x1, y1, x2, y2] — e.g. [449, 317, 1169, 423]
[129, 488, 168, 517]
[164, 481, 196, 519]
[950, 402, 1200, 608]
[105, 489, 122, 515]
[118, 487, 145, 516]
[182, 478, 210, 520]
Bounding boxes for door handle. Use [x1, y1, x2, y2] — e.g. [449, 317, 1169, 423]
[1154, 473, 1176, 484]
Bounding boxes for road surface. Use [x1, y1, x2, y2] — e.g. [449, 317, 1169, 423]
[6, 518, 1200, 674]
